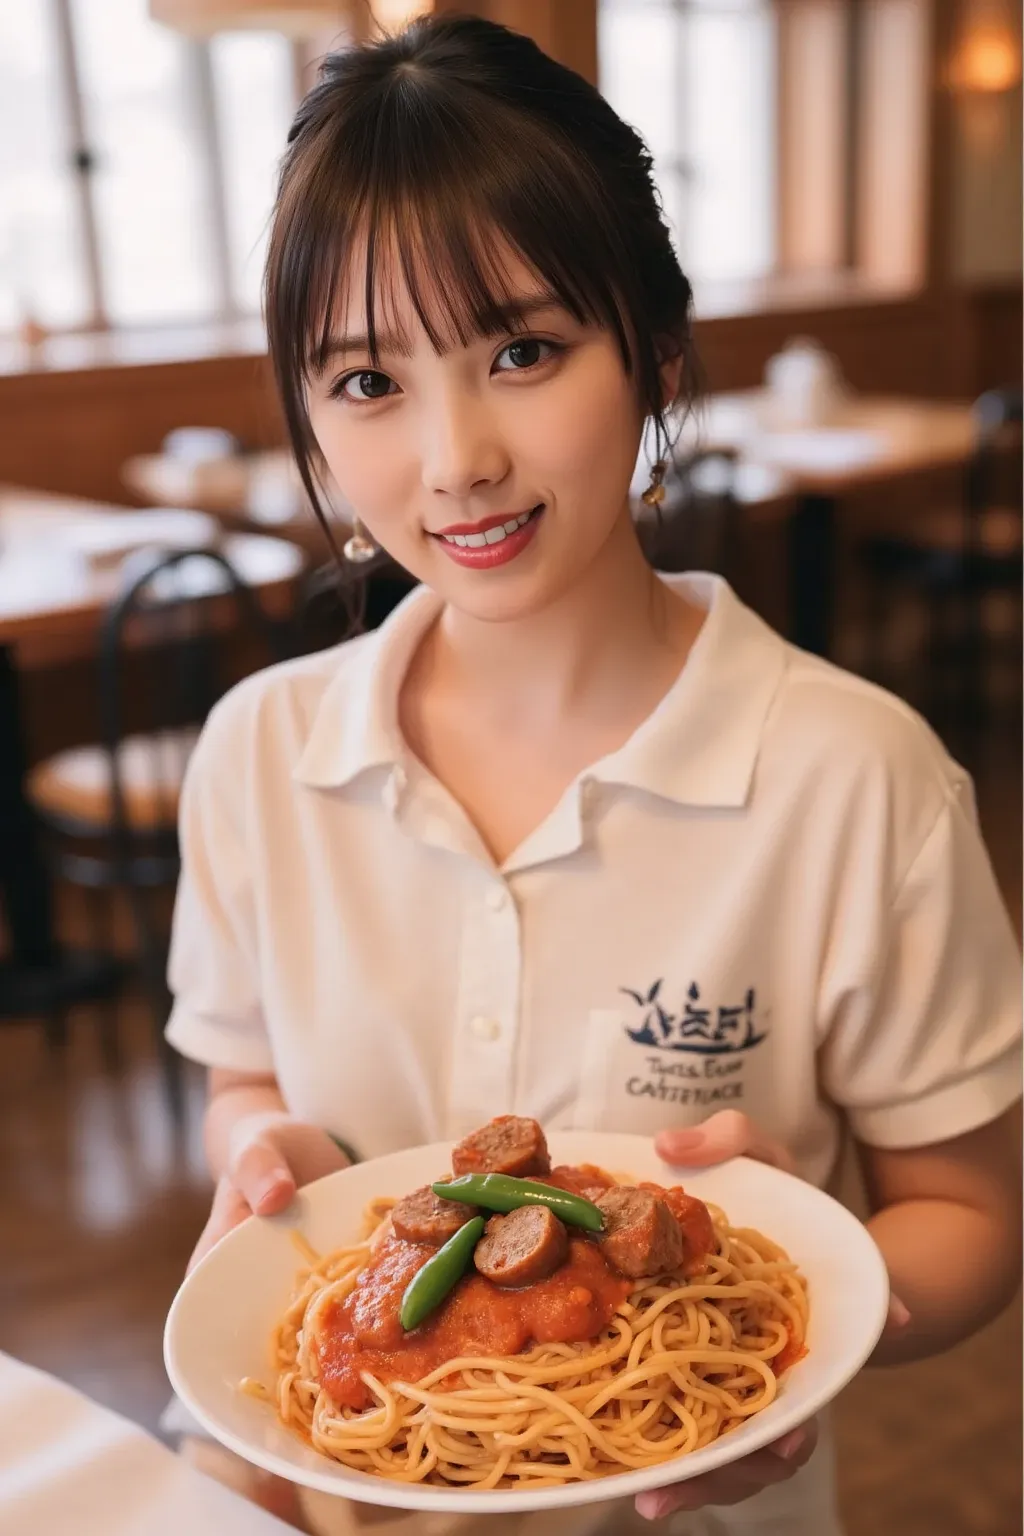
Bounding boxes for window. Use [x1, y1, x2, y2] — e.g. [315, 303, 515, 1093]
[70, 0, 219, 325]
[210, 31, 299, 313]
[0, 0, 298, 334]
[0, 3, 91, 331]
[599, 0, 777, 287]
[600, 0, 931, 299]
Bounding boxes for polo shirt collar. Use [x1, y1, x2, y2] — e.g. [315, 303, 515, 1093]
[293, 574, 787, 811]
[587, 574, 787, 809]
[292, 585, 437, 790]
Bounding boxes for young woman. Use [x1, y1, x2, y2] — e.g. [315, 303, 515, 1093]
[167, 15, 1021, 1536]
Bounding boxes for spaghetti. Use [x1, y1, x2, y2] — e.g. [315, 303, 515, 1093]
[243, 1174, 808, 1491]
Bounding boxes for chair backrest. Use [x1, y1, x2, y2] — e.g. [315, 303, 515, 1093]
[636, 447, 743, 581]
[968, 386, 1023, 524]
[98, 546, 286, 851]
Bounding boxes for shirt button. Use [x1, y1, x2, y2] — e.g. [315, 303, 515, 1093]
[470, 1015, 502, 1042]
[486, 885, 509, 912]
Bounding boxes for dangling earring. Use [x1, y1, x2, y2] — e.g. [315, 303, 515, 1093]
[343, 517, 377, 564]
[641, 459, 667, 508]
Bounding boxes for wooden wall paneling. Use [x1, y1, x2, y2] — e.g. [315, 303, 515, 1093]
[855, 0, 931, 288]
[926, 0, 958, 288]
[434, 0, 598, 83]
[0, 355, 286, 506]
[0, 287, 1017, 515]
[694, 287, 1021, 399]
[965, 284, 1024, 395]
[776, 0, 851, 273]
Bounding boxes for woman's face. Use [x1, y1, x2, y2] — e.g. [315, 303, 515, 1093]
[305, 247, 646, 624]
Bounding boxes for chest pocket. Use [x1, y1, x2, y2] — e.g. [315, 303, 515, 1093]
[569, 1005, 768, 1138]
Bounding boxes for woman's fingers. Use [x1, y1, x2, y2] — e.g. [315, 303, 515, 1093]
[655, 1110, 796, 1173]
[230, 1137, 298, 1215]
[886, 1293, 912, 1334]
[187, 1178, 252, 1273]
[635, 1419, 818, 1520]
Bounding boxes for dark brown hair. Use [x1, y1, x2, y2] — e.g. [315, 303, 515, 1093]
[265, 11, 698, 551]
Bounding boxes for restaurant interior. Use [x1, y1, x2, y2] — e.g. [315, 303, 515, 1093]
[0, 1, 1020, 1532]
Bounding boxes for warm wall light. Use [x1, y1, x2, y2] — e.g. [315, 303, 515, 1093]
[150, 0, 433, 37]
[946, 3, 1021, 93]
[371, 0, 431, 25]
[150, 1, 350, 36]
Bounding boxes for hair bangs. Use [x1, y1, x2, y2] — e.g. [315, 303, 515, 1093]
[290, 95, 635, 386]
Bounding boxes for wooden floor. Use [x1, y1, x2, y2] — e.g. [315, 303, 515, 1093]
[0, 708, 1020, 1535]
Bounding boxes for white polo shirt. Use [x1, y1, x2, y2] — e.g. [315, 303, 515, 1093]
[166, 574, 1021, 1188]
[165, 574, 1020, 1536]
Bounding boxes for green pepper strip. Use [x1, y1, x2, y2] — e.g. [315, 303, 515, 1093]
[399, 1215, 486, 1332]
[432, 1174, 604, 1233]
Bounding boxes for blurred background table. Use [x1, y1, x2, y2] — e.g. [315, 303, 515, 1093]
[124, 394, 980, 658]
[122, 448, 340, 559]
[702, 392, 977, 488]
[694, 392, 979, 655]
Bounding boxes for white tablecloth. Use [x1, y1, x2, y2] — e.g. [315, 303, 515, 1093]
[0, 1352, 294, 1536]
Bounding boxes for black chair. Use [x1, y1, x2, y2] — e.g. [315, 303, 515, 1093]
[860, 386, 1023, 726]
[27, 547, 287, 1115]
[637, 446, 744, 581]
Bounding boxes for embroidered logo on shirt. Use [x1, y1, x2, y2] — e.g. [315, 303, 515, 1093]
[621, 980, 767, 1055]
[615, 981, 768, 1109]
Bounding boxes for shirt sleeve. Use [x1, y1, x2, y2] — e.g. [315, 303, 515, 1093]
[164, 697, 275, 1075]
[819, 778, 1022, 1148]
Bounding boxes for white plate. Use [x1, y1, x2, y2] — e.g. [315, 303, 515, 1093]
[164, 1133, 889, 1514]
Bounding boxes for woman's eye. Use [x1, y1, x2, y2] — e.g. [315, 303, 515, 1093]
[494, 338, 558, 373]
[333, 369, 396, 402]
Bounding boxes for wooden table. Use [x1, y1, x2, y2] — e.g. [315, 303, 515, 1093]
[0, 488, 305, 1011]
[695, 391, 978, 654]
[0, 491, 304, 664]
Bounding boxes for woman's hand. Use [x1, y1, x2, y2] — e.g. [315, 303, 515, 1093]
[188, 1114, 350, 1273]
[634, 1110, 910, 1522]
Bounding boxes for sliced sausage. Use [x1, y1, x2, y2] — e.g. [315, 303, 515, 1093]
[474, 1204, 568, 1287]
[547, 1163, 616, 1201]
[595, 1187, 684, 1279]
[451, 1116, 551, 1179]
[640, 1183, 717, 1270]
[391, 1186, 479, 1247]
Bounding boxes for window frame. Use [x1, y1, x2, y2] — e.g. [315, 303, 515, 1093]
[14, 0, 302, 337]
[14, 0, 938, 342]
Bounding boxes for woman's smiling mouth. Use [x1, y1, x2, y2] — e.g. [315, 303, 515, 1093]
[431, 504, 545, 568]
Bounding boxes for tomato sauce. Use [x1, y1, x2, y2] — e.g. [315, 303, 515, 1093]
[316, 1165, 718, 1411]
[545, 1164, 617, 1197]
[317, 1231, 632, 1412]
[773, 1325, 808, 1376]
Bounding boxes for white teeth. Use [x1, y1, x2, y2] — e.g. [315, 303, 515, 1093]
[439, 507, 540, 547]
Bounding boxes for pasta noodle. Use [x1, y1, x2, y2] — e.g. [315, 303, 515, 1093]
[243, 1184, 808, 1491]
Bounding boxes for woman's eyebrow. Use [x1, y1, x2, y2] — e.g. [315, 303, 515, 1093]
[312, 293, 566, 375]
[475, 292, 566, 335]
